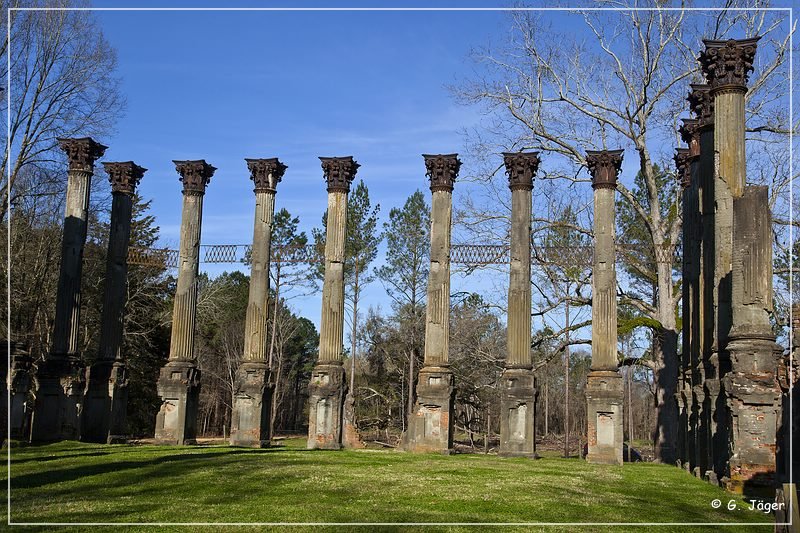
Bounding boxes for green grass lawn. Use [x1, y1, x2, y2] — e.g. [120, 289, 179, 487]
[2, 438, 777, 532]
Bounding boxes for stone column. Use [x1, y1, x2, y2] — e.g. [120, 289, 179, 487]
[82, 162, 146, 444]
[230, 158, 286, 448]
[307, 156, 359, 450]
[679, 118, 703, 474]
[723, 186, 782, 496]
[688, 83, 715, 479]
[7, 342, 33, 440]
[699, 37, 759, 483]
[30, 137, 106, 442]
[776, 305, 799, 485]
[675, 147, 692, 469]
[499, 152, 540, 458]
[404, 154, 461, 454]
[584, 149, 624, 465]
[154, 160, 216, 445]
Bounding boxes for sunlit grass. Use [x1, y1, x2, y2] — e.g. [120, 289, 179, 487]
[3, 439, 773, 532]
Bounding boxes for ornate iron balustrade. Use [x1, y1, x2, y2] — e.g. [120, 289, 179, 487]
[127, 242, 669, 269]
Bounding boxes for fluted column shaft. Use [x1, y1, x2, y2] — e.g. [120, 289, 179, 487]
[423, 188, 453, 367]
[51, 138, 107, 357]
[318, 190, 348, 364]
[590, 180, 618, 371]
[168, 192, 204, 361]
[98, 191, 135, 362]
[243, 190, 277, 362]
[507, 187, 533, 368]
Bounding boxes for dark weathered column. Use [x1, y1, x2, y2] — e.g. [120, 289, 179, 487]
[30, 137, 106, 442]
[699, 37, 759, 483]
[307, 156, 359, 450]
[776, 305, 799, 486]
[679, 118, 703, 475]
[82, 162, 146, 444]
[675, 147, 692, 470]
[584, 149, 624, 465]
[404, 154, 461, 454]
[154, 160, 215, 445]
[8, 342, 33, 439]
[230, 158, 285, 448]
[723, 186, 782, 495]
[688, 83, 715, 479]
[499, 152, 540, 458]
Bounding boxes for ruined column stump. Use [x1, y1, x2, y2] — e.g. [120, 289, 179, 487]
[82, 360, 129, 443]
[586, 370, 624, 465]
[307, 363, 347, 449]
[154, 360, 200, 445]
[499, 368, 537, 457]
[8, 343, 33, 440]
[30, 357, 85, 441]
[230, 362, 273, 448]
[406, 366, 455, 454]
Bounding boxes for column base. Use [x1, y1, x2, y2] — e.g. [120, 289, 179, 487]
[154, 360, 200, 445]
[29, 355, 85, 442]
[342, 392, 365, 449]
[229, 361, 273, 448]
[723, 335, 782, 497]
[8, 346, 33, 440]
[403, 366, 455, 454]
[307, 363, 346, 450]
[585, 370, 624, 465]
[499, 368, 537, 458]
[81, 360, 129, 444]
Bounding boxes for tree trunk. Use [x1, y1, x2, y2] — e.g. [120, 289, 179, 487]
[652, 257, 679, 464]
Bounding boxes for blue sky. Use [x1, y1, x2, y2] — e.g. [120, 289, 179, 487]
[76, 2, 793, 341]
[87, 3, 524, 328]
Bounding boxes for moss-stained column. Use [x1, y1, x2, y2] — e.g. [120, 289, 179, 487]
[584, 149, 624, 465]
[154, 160, 216, 445]
[675, 147, 693, 470]
[679, 118, 703, 475]
[699, 37, 759, 484]
[307, 156, 359, 449]
[82, 162, 146, 444]
[404, 153, 461, 454]
[723, 186, 782, 495]
[30, 137, 106, 442]
[687, 84, 715, 479]
[499, 152, 540, 458]
[230, 158, 286, 448]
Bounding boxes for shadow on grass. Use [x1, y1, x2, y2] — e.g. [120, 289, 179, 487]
[10, 448, 290, 490]
[10, 451, 112, 464]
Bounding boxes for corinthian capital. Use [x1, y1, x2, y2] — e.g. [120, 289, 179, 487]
[245, 158, 287, 193]
[423, 153, 461, 193]
[502, 152, 540, 191]
[320, 156, 359, 193]
[674, 148, 692, 189]
[103, 162, 147, 195]
[699, 37, 760, 95]
[173, 160, 216, 195]
[687, 84, 714, 128]
[585, 149, 623, 190]
[679, 119, 701, 158]
[58, 137, 108, 172]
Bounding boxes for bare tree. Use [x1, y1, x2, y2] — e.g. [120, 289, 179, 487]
[1, 0, 124, 223]
[454, 5, 794, 462]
